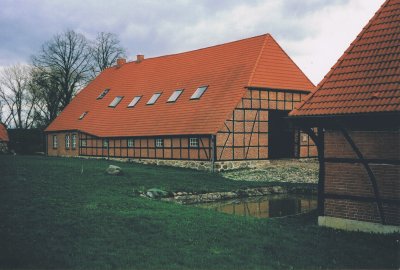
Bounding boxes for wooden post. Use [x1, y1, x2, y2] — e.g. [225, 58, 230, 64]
[317, 127, 325, 216]
[211, 134, 216, 173]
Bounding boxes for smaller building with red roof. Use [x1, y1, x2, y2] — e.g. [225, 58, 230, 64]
[0, 123, 9, 153]
[45, 34, 316, 170]
[290, 0, 400, 233]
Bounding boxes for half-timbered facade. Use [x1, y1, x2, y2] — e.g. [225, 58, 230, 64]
[290, 0, 400, 233]
[45, 34, 316, 169]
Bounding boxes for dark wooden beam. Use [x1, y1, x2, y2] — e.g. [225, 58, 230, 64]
[337, 122, 386, 225]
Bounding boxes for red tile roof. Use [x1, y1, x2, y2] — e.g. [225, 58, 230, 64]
[45, 34, 314, 137]
[291, 0, 400, 117]
[0, 123, 9, 142]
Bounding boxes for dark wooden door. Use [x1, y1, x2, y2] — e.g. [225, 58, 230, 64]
[268, 110, 294, 158]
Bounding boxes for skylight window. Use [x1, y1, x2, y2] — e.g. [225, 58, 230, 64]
[190, 86, 208, 99]
[97, 88, 110, 99]
[79, 111, 88, 120]
[167, 89, 183, 102]
[128, 96, 141, 108]
[109, 96, 123, 108]
[147, 93, 162, 105]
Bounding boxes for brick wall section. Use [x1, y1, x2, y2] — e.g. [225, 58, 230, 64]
[216, 89, 315, 160]
[47, 132, 79, 157]
[324, 128, 400, 226]
[325, 130, 399, 159]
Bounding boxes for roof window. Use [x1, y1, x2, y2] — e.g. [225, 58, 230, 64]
[109, 96, 123, 108]
[167, 89, 184, 103]
[97, 88, 110, 99]
[147, 93, 162, 105]
[128, 96, 142, 108]
[190, 86, 208, 99]
[79, 111, 88, 120]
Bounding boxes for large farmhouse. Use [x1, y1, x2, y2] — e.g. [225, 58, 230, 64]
[290, 0, 399, 233]
[45, 34, 316, 170]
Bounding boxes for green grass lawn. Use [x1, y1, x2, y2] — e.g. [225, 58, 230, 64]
[0, 155, 398, 269]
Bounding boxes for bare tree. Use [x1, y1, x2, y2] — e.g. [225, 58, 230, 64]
[91, 32, 126, 75]
[0, 64, 37, 128]
[32, 30, 92, 111]
[29, 67, 62, 127]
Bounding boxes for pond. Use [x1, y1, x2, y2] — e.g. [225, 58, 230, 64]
[194, 194, 317, 218]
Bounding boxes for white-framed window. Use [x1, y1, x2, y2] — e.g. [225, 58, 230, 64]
[155, 138, 164, 148]
[189, 137, 199, 148]
[53, 135, 58, 149]
[190, 86, 208, 99]
[72, 134, 77, 149]
[109, 96, 123, 108]
[80, 139, 87, 147]
[128, 139, 134, 147]
[167, 89, 183, 102]
[97, 88, 110, 99]
[147, 93, 162, 105]
[65, 134, 70, 149]
[103, 139, 109, 148]
[128, 96, 141, 108]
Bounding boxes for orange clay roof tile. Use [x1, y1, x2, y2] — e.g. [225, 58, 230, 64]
[291, 0, 400, 117]
[46, 34, 314, 137]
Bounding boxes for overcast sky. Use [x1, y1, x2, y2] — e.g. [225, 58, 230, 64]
[0, 0, 383, 84]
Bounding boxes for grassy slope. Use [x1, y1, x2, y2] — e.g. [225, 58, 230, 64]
[0, 155, 398, 269]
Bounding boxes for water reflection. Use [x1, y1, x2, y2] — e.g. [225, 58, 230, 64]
[195, 194, 317, 218]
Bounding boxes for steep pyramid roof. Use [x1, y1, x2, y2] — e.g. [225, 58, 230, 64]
[291, 0, 400, 117]
[0, 123, 9, 142]
[46, 34, 314, 137]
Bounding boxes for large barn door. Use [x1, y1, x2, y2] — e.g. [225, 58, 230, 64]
[268, 110, 294, 158]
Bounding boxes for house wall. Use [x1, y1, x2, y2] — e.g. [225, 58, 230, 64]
[216, 89, 317, 161]
[322, 128, 400, 226]
[47, 132, 79, 157]
[78, 134, 212, 161]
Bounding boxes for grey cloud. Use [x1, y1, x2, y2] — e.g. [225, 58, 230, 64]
[282, 0, 349, 17]
[0, 0, 351, 66]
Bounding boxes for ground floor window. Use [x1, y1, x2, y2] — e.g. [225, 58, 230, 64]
[189, 137, 199, 147]
[127, 138, 134, 147]
[80, 139, 87, 147]
[65, 134, 70, 149]
[155, 138, 164, 148]
[53, 135, 58, 149]
[103, 139, 109, 148]
[72, 134, 77, 149]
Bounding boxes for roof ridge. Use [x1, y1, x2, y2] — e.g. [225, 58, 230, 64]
[121, 33, 270, 66]
[292, 0, 391, 115]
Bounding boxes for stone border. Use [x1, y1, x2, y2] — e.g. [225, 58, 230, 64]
[318, 216, 400, 234]
[138, 185, 317, 204]
[72, 155, 273, 172]
[131, 158, 272, 172]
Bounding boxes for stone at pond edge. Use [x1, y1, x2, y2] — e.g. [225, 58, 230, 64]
[106, 165, 123, 175]
[146, 188, 169, 199]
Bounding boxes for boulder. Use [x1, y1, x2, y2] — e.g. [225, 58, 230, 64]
[106, 165, 122, 175]
[146, 188, 168, 199]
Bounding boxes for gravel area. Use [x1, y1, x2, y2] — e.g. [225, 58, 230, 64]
[221, 159, 318, 184]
